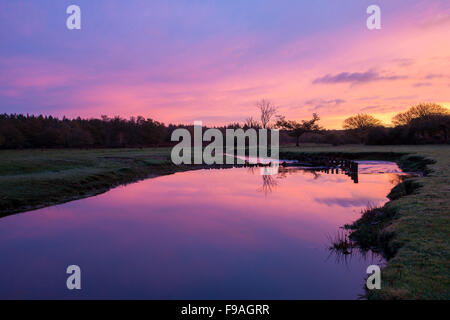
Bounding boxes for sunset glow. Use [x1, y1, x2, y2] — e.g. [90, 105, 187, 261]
[1, 0, 449, 128]
[1, 1, 449, 301]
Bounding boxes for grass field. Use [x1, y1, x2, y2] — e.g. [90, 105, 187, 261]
[0, 148, 175, 216]
[0, 144, 449, 299]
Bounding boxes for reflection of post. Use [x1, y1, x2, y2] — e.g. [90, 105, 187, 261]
[351, 171, 359, 184]
[351, 161, 359, 183]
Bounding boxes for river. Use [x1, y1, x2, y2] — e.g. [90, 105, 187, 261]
[0, 161, 407, 299]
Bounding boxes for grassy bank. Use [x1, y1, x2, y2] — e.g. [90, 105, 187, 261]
[282, 144, 450, 299]
[1, 144, 449, 299]
[0, 148, 176, 216]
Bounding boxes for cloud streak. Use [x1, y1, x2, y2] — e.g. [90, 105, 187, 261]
[312, 70, 407, 85]
[303, 98, 346, 112]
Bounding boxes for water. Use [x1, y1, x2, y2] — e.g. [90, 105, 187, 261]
[0, 161, 406, 299]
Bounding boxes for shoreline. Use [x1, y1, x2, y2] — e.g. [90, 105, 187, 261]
[0, 145, 448, 299]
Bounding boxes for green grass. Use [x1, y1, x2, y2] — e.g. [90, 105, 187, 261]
[0, 144, 449, 299]
[0, 148, 175, 216]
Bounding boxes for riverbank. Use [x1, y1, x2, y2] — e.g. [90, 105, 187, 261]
[0, 148, 177, 217]
[0, 144, 449, 299]
[282, 144, 449, 299]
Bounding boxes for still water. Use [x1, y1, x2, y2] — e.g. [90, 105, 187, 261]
[0, 161, 406, 299]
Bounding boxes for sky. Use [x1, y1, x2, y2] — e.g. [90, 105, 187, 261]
[0, 0, 449, 128]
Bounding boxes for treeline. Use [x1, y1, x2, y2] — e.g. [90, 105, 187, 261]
[0, 114, 169, 148]
[340, 103, 450, 145]
[313, 115, 450, 146]
[0, 103, 448, 149]
[253, 101, 449, 146]
[363, 114, 449, 145]
[0, 113, 281, 149]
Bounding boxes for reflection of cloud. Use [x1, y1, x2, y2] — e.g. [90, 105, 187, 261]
[314, 197, 378, 208]
[313, 70, 407, 85]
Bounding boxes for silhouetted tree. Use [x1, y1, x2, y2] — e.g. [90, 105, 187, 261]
[343, 114, 383, 130]
[392, 103, 449, 126]
[276, 113, 322, 146]
[244, 117, 261, 129]
[408, 114, 450, 144]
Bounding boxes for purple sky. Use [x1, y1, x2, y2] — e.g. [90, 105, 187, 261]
[1, 0, 449, 128]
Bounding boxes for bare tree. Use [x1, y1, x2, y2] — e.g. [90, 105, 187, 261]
[257, 99, 278, 129]
[244, 116, 260, 129]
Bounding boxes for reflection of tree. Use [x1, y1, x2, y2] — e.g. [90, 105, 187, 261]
[253, 165, 365, 196]
[278, 167, 321, 179]
[256, 167, 324, 196]
[246, 166, 257, 175]
[309, 170, 320, 179]
[254, 165, 363, 197]
[258, 175, 278, 196]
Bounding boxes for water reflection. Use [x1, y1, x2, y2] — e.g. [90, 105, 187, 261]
[250, 160, 409, 196]
[326, 228, 384, 267]
[259, 175, 278, 195]
[0, 161, 405, 299]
